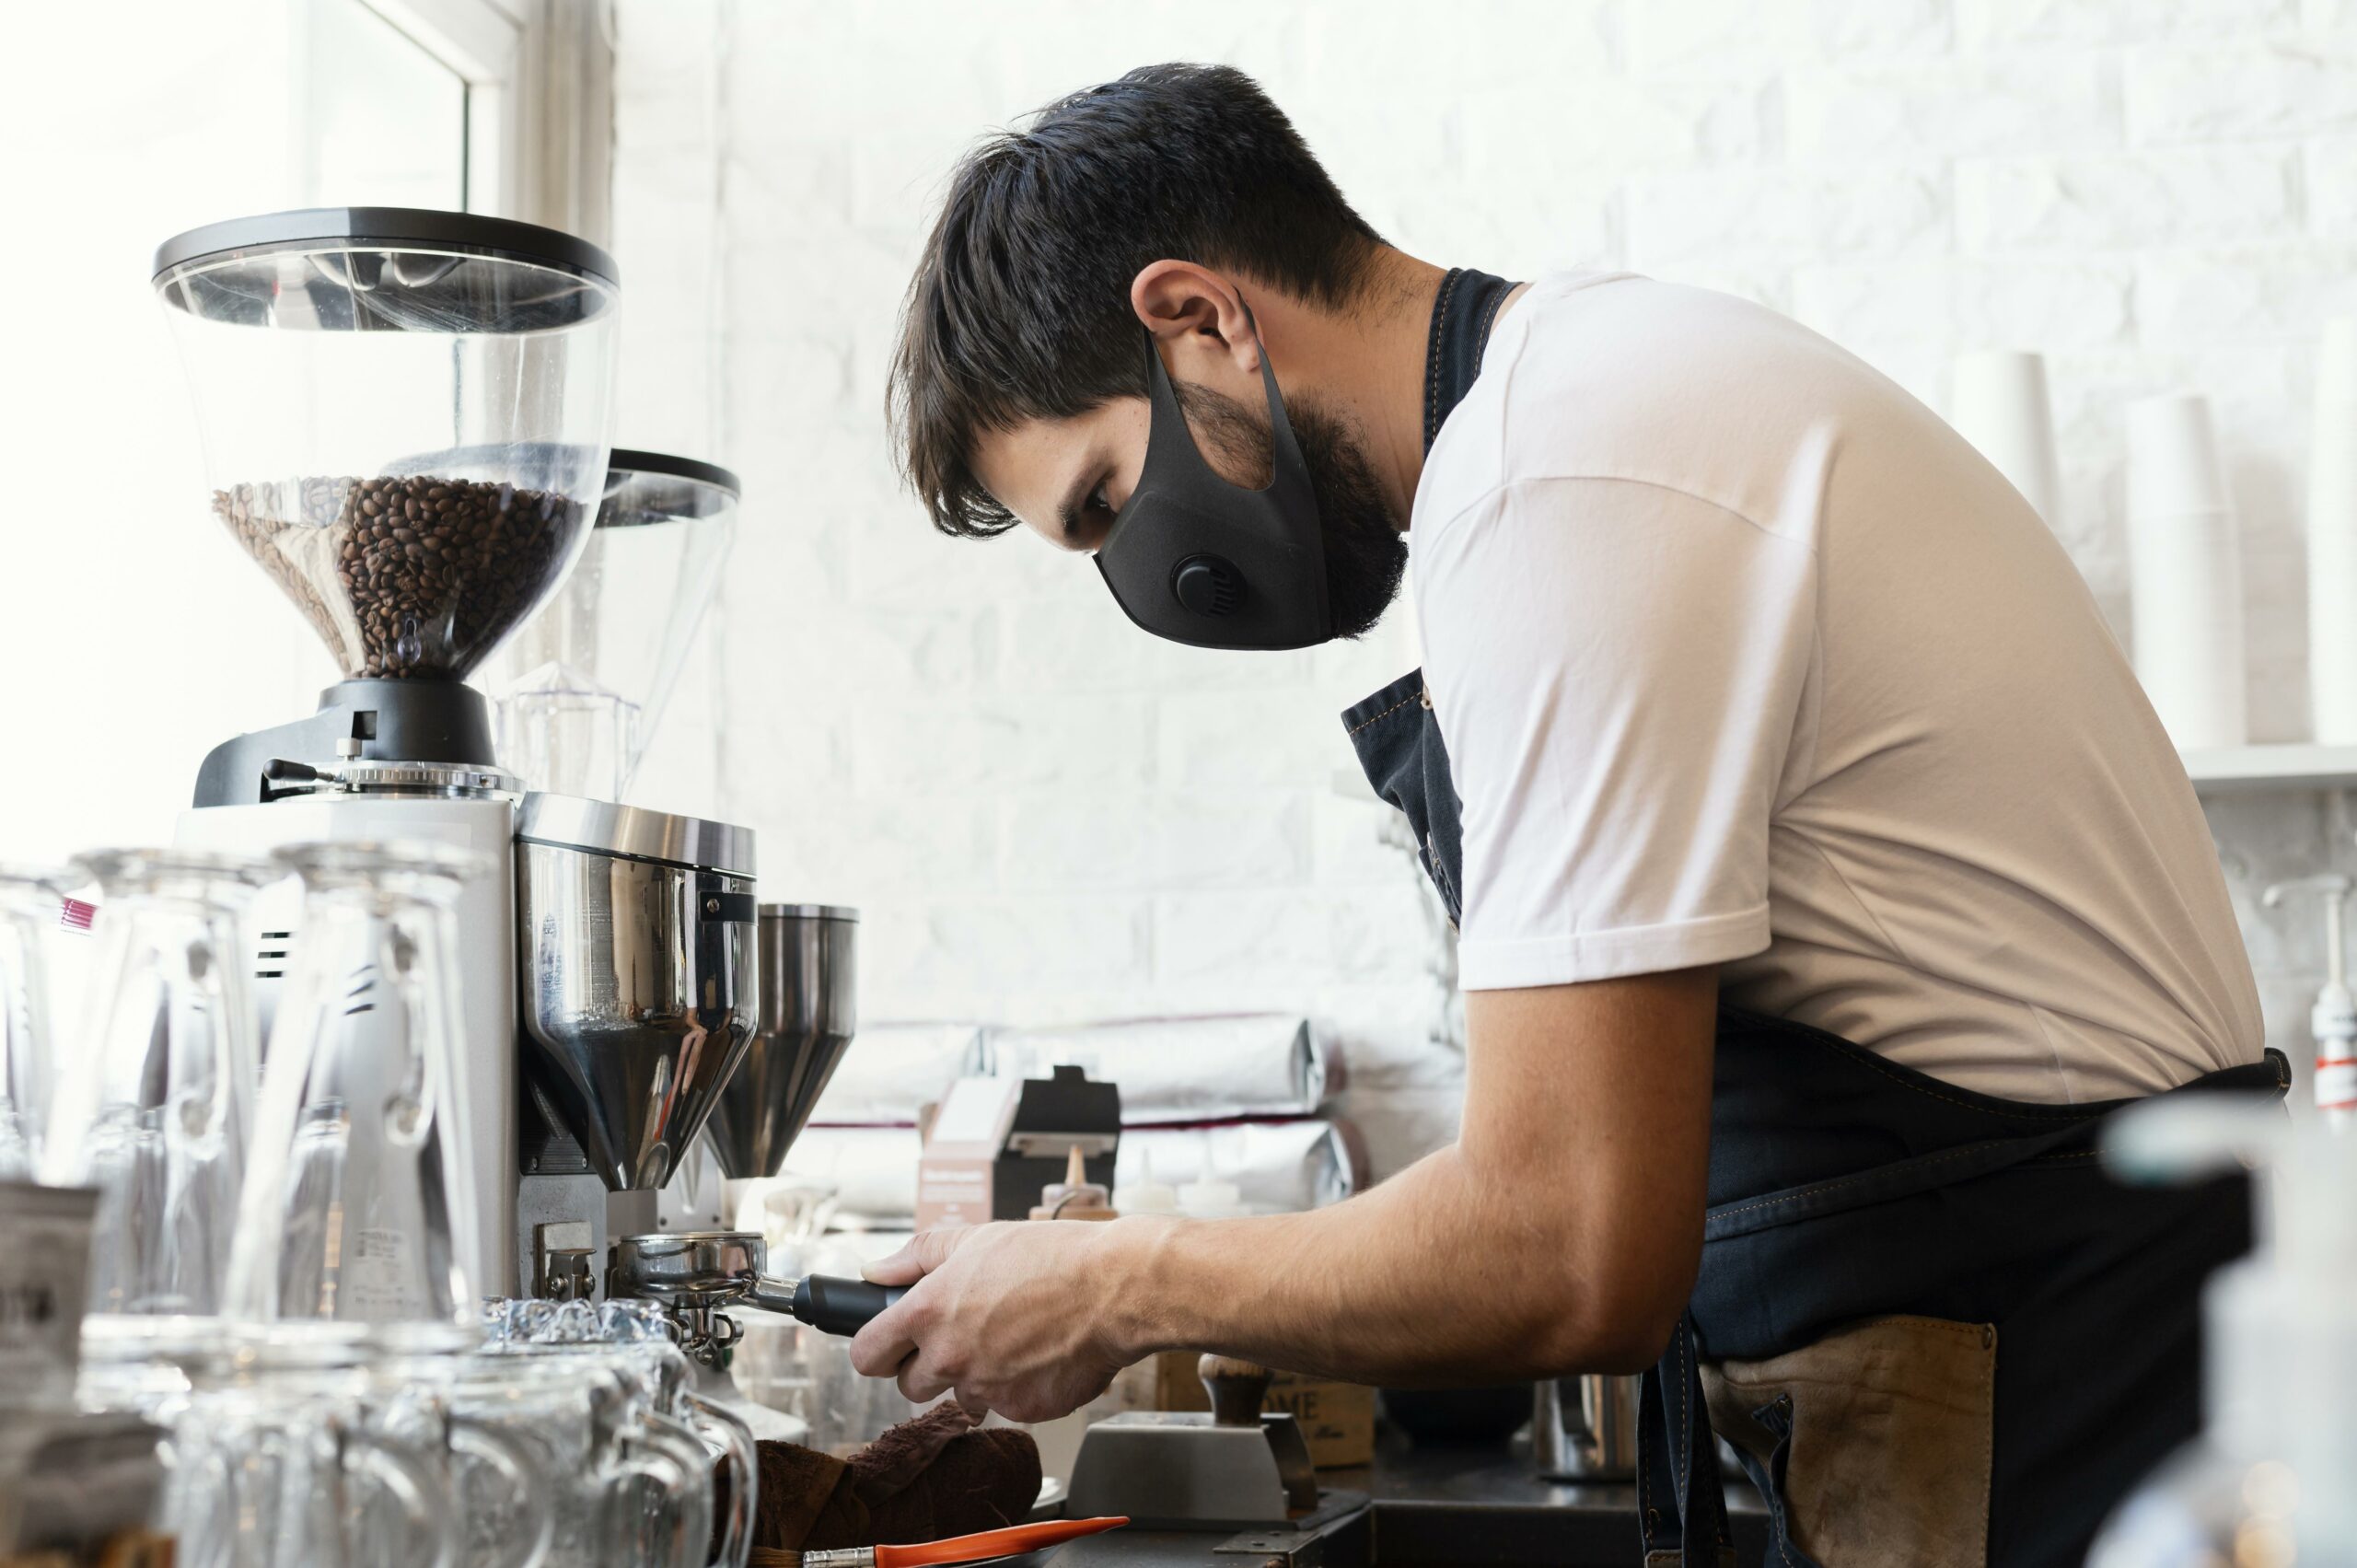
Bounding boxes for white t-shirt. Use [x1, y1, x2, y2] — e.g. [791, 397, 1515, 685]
[1413, 271, 2262, 1104]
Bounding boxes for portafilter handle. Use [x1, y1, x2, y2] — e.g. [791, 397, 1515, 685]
[744, 1272, 909, 1337]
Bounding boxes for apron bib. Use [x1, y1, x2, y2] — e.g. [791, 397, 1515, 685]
[1342, 668, 2286, 1567]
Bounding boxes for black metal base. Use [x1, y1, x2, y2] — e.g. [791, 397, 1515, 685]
[192, 678, 498, 807]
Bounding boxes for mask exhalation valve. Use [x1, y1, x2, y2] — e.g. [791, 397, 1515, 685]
[1172, 554, 1242, 617]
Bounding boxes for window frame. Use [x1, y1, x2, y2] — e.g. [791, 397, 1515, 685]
[300, 0, 614, 243]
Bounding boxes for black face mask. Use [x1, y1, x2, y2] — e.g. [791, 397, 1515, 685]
[1093, 322, 1334, 651]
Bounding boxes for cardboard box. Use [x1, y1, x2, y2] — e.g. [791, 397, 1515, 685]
[914, 1067, 1122, 1232]
[914, 1075, 1021, 1232]
[1151, 1349, 1376, 1469]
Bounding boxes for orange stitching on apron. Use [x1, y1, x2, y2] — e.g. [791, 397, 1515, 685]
[1345, 690, 1425, 736]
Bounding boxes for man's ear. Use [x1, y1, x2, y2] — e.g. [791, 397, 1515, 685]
[1130, 261, 1261, 374]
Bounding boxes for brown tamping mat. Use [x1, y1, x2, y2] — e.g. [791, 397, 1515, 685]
[2, 1532, 175, 1568]
[746, 1402, 1042, 1564]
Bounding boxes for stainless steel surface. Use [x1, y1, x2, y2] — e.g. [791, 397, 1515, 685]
[1064, 1411, 1320, 1529]
[609, 1228, 803, 1366]
[656, 1129, 729, 1229]
[531, 1220, 596, 1301]
[758, 902, 858, 922]
[515, 1169, 606, 1300]
[705, 904, 857, 1180]
[1531, 1374, 1641, 1481]
[516, 829, 758, 1191]
[517, 792, 755, 877]
[609, 1228, 767, 1306]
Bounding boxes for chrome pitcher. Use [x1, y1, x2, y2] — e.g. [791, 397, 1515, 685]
[1533, 1374, 1641, 1481]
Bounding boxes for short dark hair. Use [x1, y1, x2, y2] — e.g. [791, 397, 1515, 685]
[889, 63, 1386, 538]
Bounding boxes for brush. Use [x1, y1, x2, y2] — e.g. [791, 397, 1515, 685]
[749, 1516, 1130, 1567]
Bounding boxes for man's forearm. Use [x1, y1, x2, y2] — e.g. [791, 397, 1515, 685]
[1104, 1143, 1660, 1386]
[1097, 974, 1719, 1387]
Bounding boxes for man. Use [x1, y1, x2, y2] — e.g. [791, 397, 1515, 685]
[855, 63, 2280, 1565]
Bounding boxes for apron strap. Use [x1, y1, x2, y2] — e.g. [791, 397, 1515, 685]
[1637, 1313, 1737, 1567]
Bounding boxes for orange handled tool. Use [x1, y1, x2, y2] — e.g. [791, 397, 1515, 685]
[785, 1515, 1132, 1567]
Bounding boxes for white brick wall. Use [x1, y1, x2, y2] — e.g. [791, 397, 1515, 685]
[613, 0, 2357, 1171]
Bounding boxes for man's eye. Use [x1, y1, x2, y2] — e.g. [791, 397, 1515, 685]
[1089, 484, 1113, 516]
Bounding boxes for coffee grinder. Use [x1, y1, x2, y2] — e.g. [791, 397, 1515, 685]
[152, 208, 762, 1299]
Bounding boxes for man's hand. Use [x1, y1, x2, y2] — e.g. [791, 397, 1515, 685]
[848, 1217, 1162, 1422]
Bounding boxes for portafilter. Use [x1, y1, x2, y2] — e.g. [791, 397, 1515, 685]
[606, 1230, 905, 1368]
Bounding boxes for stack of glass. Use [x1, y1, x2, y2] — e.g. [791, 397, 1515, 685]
[0, 864, 71, 1179]
[33, 841, 750, 1568]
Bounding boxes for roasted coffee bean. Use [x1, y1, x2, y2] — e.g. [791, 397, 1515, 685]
[211, 471, 582, 680]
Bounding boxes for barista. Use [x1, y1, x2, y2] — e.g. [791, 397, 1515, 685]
[853, 63, 2282, 1566]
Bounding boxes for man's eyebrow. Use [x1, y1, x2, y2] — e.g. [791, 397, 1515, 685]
[1054, 467, 1100, 544]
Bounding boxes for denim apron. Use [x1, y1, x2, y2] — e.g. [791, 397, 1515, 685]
[1356, 272, 2287, 1563]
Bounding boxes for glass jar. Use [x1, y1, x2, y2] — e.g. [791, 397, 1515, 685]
[0, 864, 69, 1180]
[226, 841, 485, 1342]
[43, 849, 268, 1318]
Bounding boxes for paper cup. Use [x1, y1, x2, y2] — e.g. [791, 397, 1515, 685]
[2128, 392, 2234, 519]
[1953, 349, 2061, 528]
[2309, 319, 2357, 742]
[2128, 503, 2247, 750]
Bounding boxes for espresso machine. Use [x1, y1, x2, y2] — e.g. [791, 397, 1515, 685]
[147, 207, 787, 1312]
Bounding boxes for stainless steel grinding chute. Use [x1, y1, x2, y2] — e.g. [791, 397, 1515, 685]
[704, 904, 858, 1181]
[515, 793, 760, 1192]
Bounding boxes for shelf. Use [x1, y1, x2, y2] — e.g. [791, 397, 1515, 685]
[2182, 744, 2357, 794]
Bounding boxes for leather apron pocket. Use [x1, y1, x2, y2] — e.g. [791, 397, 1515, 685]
[1702, 1316, 1996, 1568]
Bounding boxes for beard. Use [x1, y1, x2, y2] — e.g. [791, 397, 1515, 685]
[1172, 381, 1410, 641]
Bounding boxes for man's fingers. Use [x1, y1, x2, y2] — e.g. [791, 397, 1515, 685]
[899, 1357, 955, 1405]
[848, 1295, 921, 1378]
[862, 1224, 963, 1287]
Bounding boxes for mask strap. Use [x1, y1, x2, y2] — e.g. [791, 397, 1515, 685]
[1138, 305, 1318, 513]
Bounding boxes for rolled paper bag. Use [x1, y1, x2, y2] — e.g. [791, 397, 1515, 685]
[2309, 319, 2357, 743]
[1953, 349, 2061, 528]
[2126, 393, 2247, 749]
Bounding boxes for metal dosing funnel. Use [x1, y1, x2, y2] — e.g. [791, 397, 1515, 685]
[706, 905, 857, 1181]
[515, 795, 761, 1191]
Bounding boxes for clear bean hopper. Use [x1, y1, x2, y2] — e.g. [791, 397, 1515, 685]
[480, 450, 739, 801]
[153, 207, 621, 803]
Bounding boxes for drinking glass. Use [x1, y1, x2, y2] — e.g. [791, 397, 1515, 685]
[431, 1345, 707, 1568]
[161, 1365, 470, 1568]
[87, 1333, 562, 1568]
[43, 849, 268, 1318]
[227, 842, 483, 1342]
[0, 864, 69, 1179]
[482, 1295, 753, 1568]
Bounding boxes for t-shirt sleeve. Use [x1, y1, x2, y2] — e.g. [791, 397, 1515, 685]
[1414, 475, 1817, 990]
